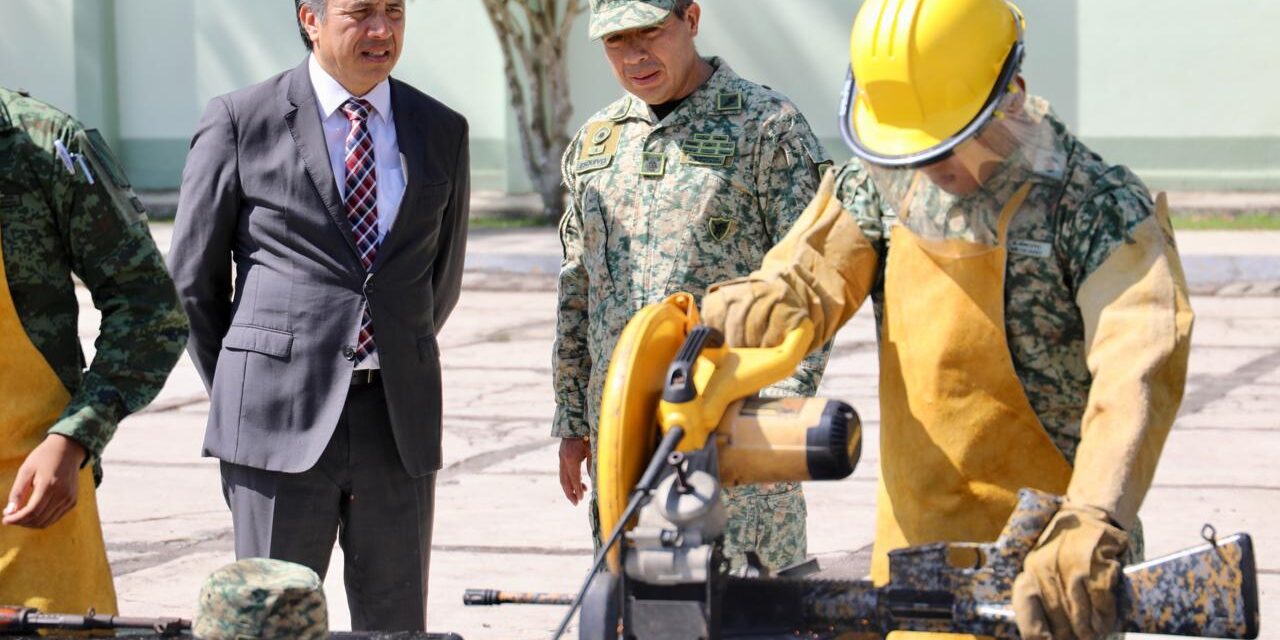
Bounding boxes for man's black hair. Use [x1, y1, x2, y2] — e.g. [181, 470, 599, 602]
[294, 0, 325, 50]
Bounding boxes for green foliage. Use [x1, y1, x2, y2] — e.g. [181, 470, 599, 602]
[1170, 212, 1280, 230]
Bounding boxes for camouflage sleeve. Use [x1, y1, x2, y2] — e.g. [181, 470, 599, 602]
[833, 160, 891, 258]
[552, 132, 591, 439]
[1064, 175, 1156, 287]
[44, 121, 188, 463]
[1065, 183, 1194, 528]
[755, 110, 830, 246]
[756, 110, 833, 398]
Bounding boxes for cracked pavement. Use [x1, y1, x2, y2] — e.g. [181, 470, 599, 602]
[68, 226, 1280, 638]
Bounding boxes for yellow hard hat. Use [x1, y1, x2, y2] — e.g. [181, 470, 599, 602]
[838, 0, 1026, 167]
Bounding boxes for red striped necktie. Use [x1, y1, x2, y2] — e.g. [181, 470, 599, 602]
[341, 97, 378, 364]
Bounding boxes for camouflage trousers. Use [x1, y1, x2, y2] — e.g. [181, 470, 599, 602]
[586, 479, 807, 574]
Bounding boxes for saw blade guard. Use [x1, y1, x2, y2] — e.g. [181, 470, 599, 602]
[596, 293, 699, 573]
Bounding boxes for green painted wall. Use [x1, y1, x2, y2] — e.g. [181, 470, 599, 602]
[2, 0, 1277, 191]
[1076, 0, 1280, 189]
[0, 1, 77, 113]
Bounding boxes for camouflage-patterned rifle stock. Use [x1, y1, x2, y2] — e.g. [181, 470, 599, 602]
[0, 605, 190, 636]
[716, 488, 1259, 638]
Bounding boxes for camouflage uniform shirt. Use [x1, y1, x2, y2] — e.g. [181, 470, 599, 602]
[554, 58, 831, 569]
[0, 87, 188, 478]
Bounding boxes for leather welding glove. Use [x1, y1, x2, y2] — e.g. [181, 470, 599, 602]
[702, 169, 878, 353]
[1013, 503, 1129, 640]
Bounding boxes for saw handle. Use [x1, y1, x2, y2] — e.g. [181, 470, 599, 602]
[660, 321, 815, 452]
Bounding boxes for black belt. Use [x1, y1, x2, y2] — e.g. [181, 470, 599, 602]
[350, 369, 381, 386]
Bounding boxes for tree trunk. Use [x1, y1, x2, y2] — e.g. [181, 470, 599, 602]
[480, 0, 585, 220]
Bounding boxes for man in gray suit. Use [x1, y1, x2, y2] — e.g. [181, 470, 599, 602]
[167, 0, 468, 630]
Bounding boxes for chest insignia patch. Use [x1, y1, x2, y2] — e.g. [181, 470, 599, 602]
[1009, 238, 1053, 259]
[682, 133, 736, 167]
[639, 152, 667, 177]
[715, 92, 743, 114]
[708, 216, 736, 241]
[576, 122, 621, 174]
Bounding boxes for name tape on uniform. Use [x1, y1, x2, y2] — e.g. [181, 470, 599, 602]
[1009, 238, 1053, 259]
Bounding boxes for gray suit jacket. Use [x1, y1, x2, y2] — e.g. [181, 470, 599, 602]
[169, 60, 469, 477]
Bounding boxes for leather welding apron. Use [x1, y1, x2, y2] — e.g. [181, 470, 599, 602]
[0, 225, 118, 614]
[873, 184, 1073, 638]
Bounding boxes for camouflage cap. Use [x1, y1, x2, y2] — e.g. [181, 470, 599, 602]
[589, 0, 677, 40]
[194, 558, 328, 640]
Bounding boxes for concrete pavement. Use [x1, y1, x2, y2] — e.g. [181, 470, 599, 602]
[79, 224, 1280, 638]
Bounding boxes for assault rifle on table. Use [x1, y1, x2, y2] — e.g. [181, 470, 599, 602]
[687, 489, 1261, 638]
[0, 605, 190, 636]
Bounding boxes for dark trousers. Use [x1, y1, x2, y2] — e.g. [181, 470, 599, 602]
[220, 380, 436, 631]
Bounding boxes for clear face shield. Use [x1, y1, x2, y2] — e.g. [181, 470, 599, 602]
[838, 15, 1060, 245]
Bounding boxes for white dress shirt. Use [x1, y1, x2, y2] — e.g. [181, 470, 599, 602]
[308, 54, 406, 242]
[309, 55, 406, 370]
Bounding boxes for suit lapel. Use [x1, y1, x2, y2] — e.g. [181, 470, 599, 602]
[284, 62, 362, 263]
[372, 79, 427, 272]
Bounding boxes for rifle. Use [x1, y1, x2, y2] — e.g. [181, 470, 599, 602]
[0, 606, 466, 640]
[573, 488, 1260, 639]
[463, 589, 574, 606]
[0, 605, 190, 636]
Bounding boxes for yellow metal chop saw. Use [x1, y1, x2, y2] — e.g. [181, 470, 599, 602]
[559, 292, 862, 638]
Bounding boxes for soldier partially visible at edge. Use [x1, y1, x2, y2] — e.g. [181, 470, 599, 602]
[553, 0, 833, 573]
[701, 0, 1193, 638]
[0, 87, 188, 613]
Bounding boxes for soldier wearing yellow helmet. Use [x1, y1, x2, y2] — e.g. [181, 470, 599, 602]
[702, 0, 1194, 638]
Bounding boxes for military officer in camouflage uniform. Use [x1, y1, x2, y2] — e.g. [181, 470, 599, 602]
[553, 0, 833, 573]
[0, 87, 187, 613]
[702, 1, 1193, 638]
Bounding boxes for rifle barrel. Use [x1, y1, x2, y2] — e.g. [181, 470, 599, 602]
[464, 588, 573, 606]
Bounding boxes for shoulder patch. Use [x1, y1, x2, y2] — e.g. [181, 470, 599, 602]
[82, 129, 131, 189]
[575, 122, 621, 174]
[714, 92, 743, 114]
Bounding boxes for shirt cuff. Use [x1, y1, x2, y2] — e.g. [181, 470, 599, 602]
[552, 405, 590, 439]
[46, 401, 120, 466]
